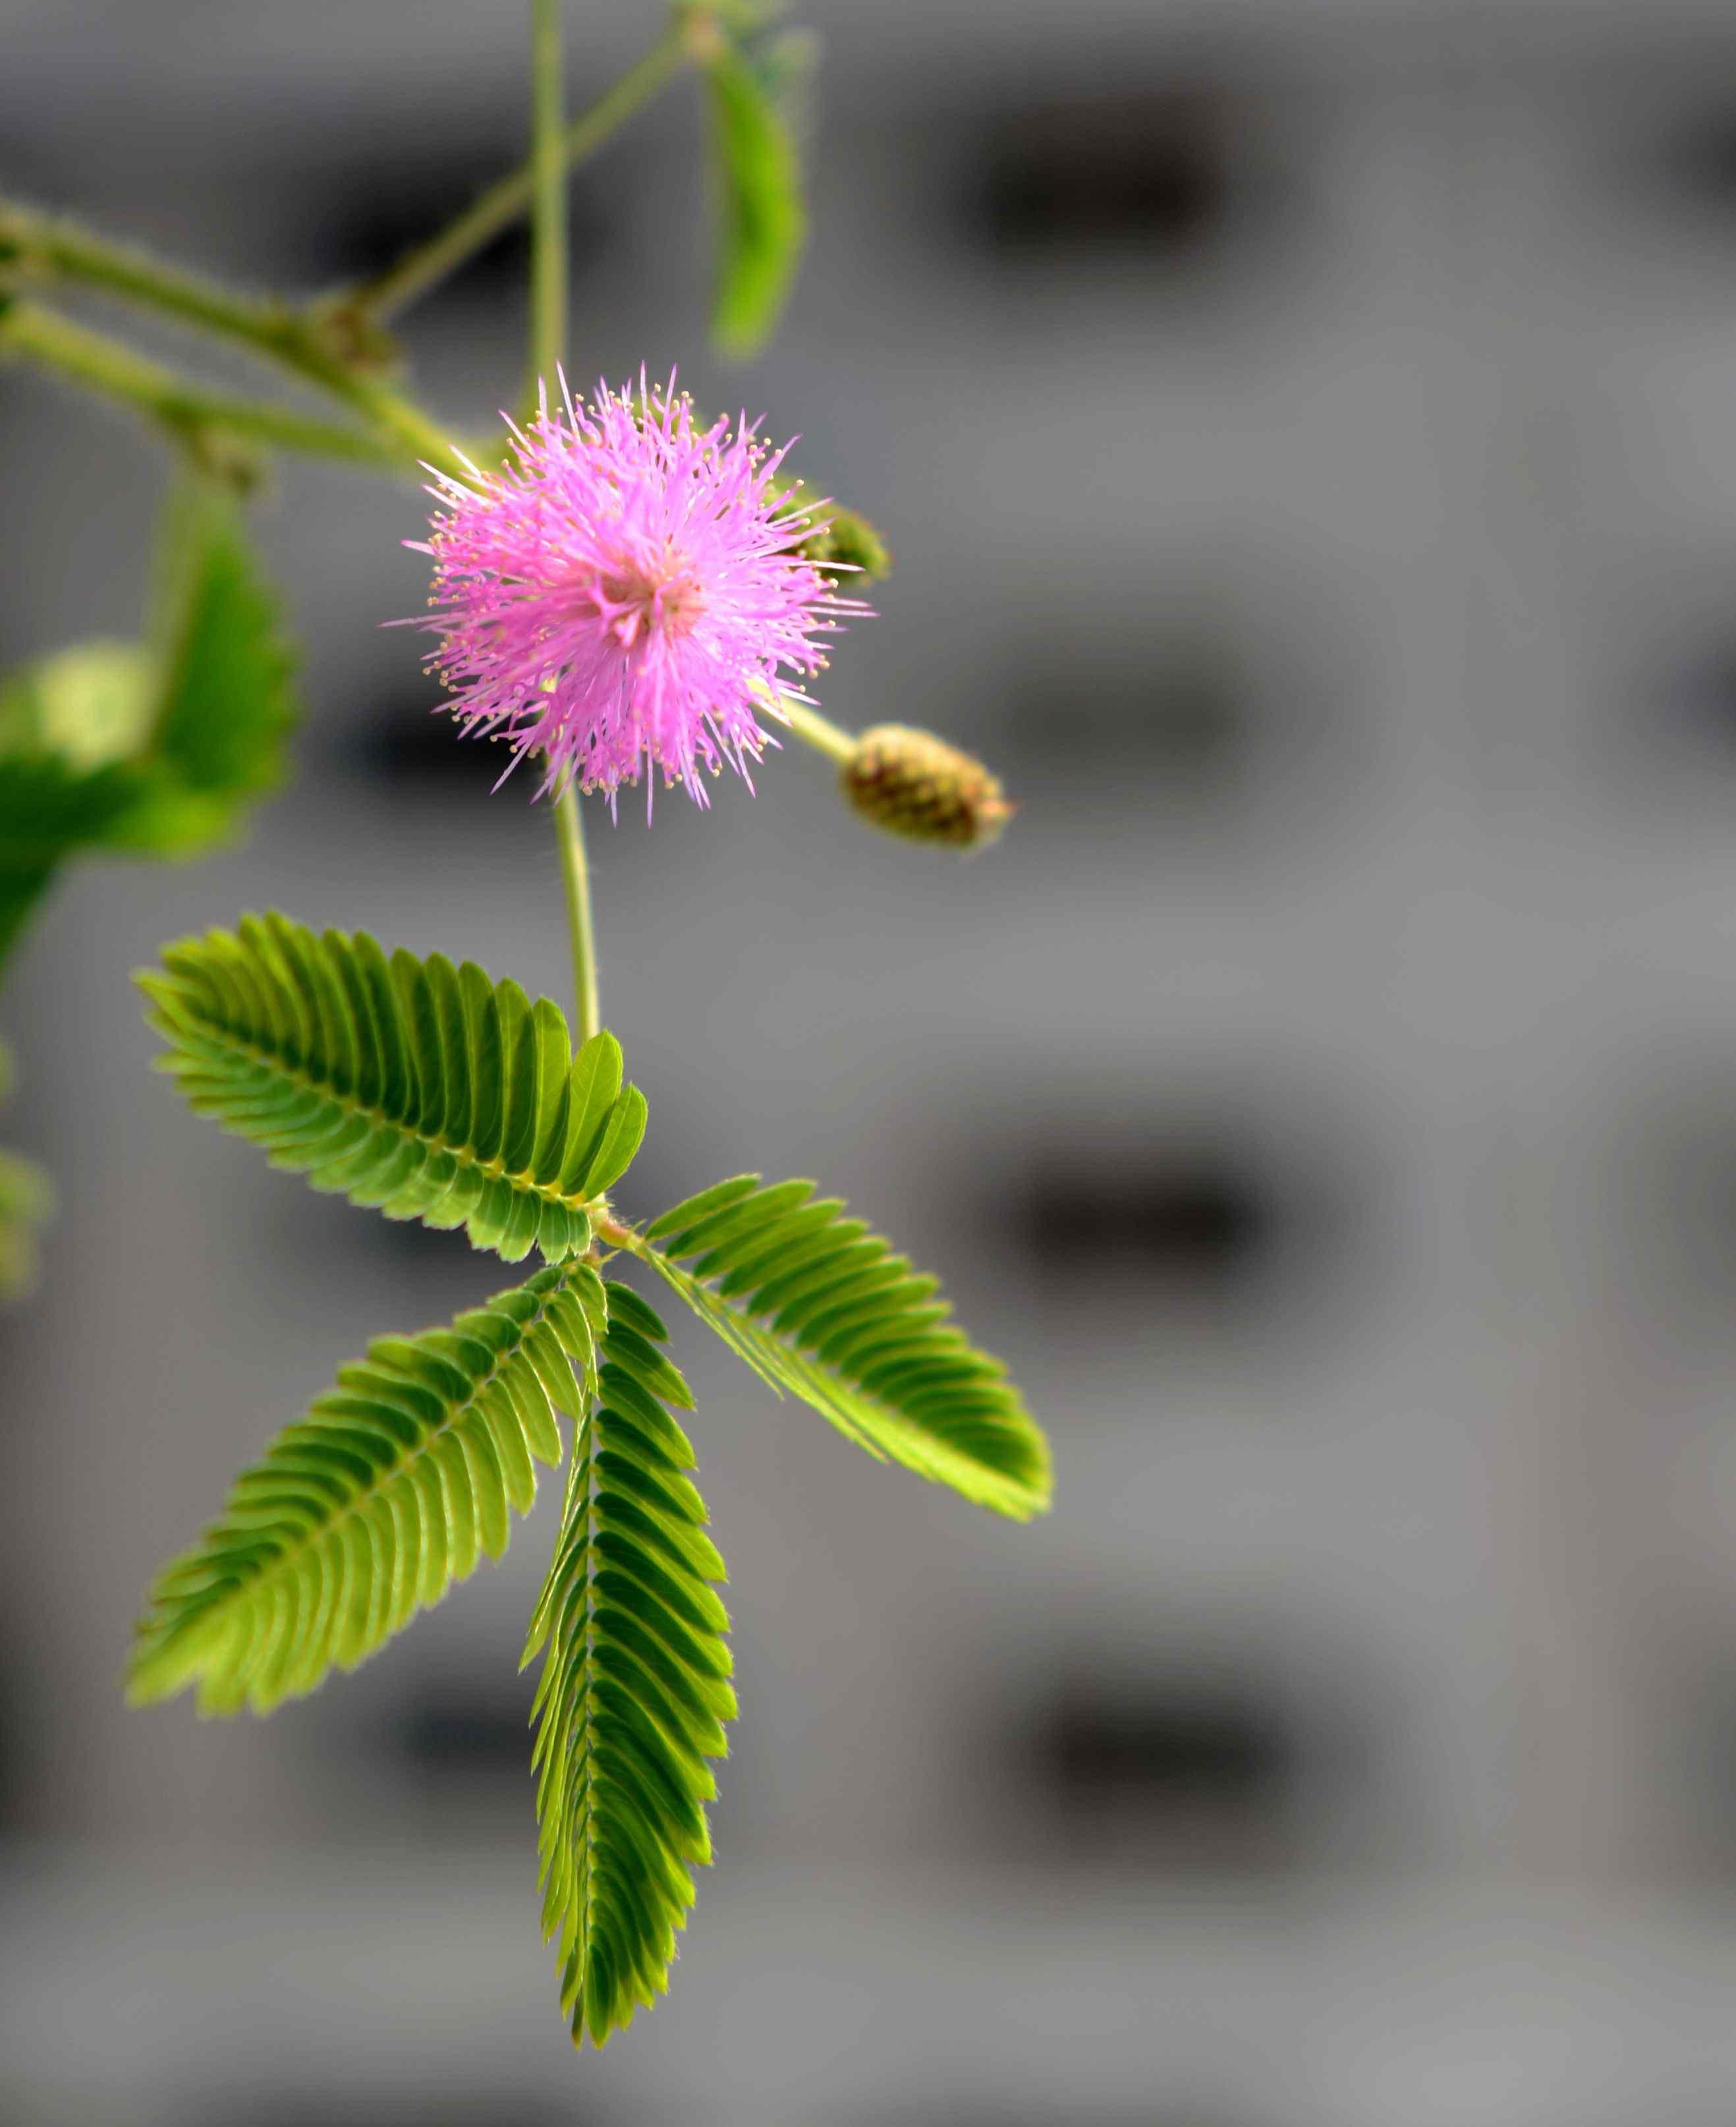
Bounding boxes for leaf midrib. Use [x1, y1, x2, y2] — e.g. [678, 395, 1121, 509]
[574, 1431, 600, 2020]
[157, 1274, 569, 1652]
[637, 1241, 1048, 1513]
[175, 988, 596, 1211]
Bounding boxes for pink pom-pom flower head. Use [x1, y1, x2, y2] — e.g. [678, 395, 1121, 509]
[408, 370, 867, 810]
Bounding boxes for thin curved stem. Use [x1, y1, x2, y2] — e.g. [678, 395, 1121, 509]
[347, 20, 691, 326]
[0, 300, 407, 474]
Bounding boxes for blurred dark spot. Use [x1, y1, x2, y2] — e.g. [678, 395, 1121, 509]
[1608, 1072, 1736, 1336]
[389, 1677, 536, 1784]
[978, 82, 1250, 257]
[1672, 1657, 1736, 1874]
[351, 690, 512, 794]
[1643, 103, 1736, 222]
[1019, 1154, 1270, 1290]
[1007, 1674, 1298, 1871]
[982, 573, 1364, 830]
[1650, 643, 1736, 764]
[0, 1636, 23, 1833]
[1002, 631, 1248, 793]
[297, 130, 615, 293]
[855, 2107, 1245, 2127]
[971, 1080, 1374, 1334]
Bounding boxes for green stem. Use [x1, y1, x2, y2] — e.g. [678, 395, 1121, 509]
[528, 0, 569, 405]
[531, 0, 601, 1044]
[347, 19, 692, 325]
[1, 202, 308, 365]
[770, 689, 856, 766]
[0, 300, 408, 474]
[0, 200, 461, 472]
[554, 784, 601, 1044]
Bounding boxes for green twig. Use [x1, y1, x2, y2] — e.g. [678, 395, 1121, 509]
[0, 299, 407, 478]
[528, 0, 569, 405]
[0, 200, 460, 472]
[346, 18, 692, 326]
[531, 0, 602, 1044]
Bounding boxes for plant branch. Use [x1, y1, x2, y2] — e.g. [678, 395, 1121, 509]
[1, 202, 318, 370]
[345, 18, 692, 326]
[0, 200, 462, 472]
[531, 0, 601, 1044]
[528, 0, 569, 404]
[0, 298, 407, 478]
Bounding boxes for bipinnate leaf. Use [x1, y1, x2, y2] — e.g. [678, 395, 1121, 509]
[525, 1281, 734, 2047]
[128, 1261, 605, 1715]
[139, 913, 646, 1261]
[704, 30, 809, 359]
[634, 1177, 1051, 1521]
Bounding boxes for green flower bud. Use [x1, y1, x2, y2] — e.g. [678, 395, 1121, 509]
[841, 725, 1013, 849]
[768, 475, 893, 582]
[800, 503, 891, 582]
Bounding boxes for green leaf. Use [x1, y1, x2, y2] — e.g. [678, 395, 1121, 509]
[526, 1281, 734, 2047]
[766, 474, 893, 585]
[0, 1035, 53, 1300]
[0, 640, 158, 768]
[632, 1177, 1051, 1521]
[705, 32, 809, 359]
[127, 1260, 605, 1714]
[0, 1141, 53, 1300]
[137, 483, 297, 823]
[140, 914, 648, 1262]
[0, 491, 298, 980]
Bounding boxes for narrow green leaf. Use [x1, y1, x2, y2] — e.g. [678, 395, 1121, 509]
[142, 484, 296, 812]
[632, 1177, 1051, 1521]
[139, 913, 647, 1260]
[526, 1282, 733, 2047]
[705, 34, 809, 359]
[126, 1261, 604, 1714]
[580, 1083, 648, 1199]
[557, 1030, 624, 1193]
[644, 1173, 760, 1245]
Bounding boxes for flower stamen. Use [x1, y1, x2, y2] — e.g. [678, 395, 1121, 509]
[410, 366, 868, 810]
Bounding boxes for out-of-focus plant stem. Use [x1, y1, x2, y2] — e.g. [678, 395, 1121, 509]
[345, 16, 694, 326]
[0, 200, 459, 470]
[0, 298, 408, 482]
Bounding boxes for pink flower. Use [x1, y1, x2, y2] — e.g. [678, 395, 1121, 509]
[408, 370, 866, 809]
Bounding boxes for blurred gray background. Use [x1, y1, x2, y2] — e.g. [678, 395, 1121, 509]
[6, 0, 1736, 2118]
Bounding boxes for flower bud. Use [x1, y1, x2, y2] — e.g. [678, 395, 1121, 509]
[800, 504, 891, 582]
[840, 725, 1012, 849]
[769, 476, 892, 582]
